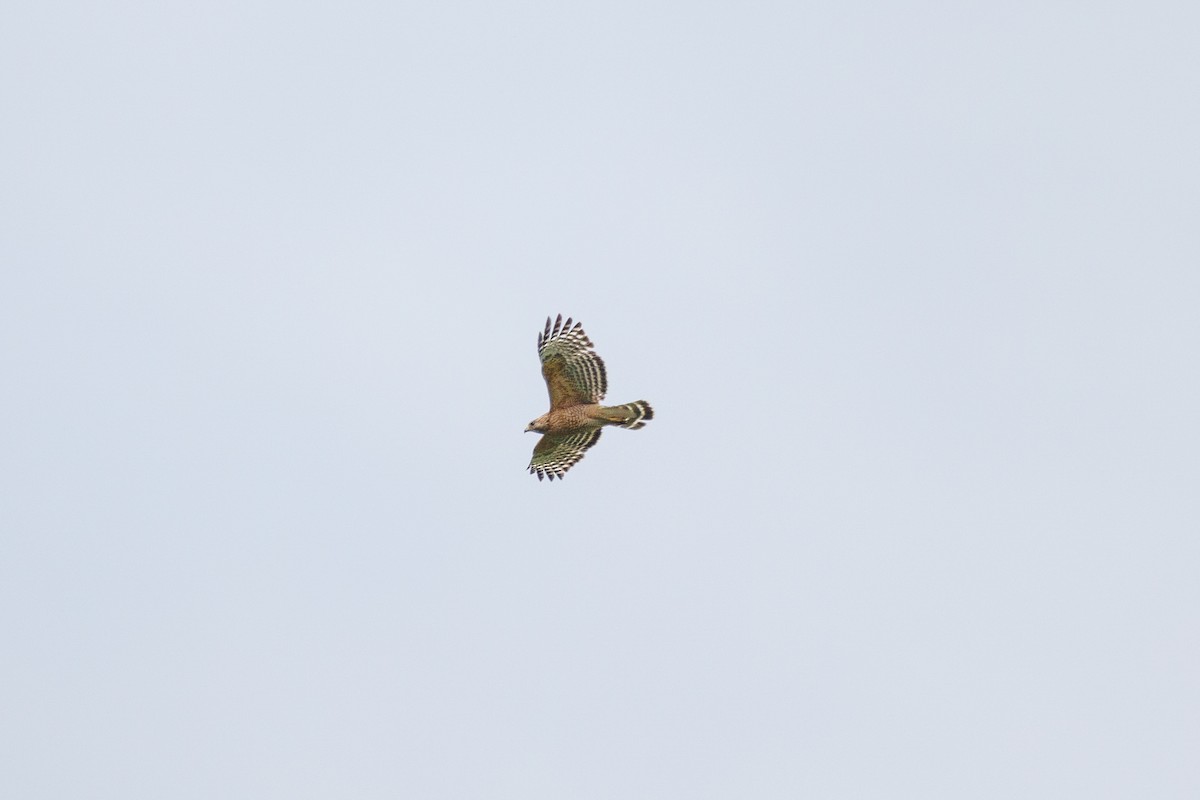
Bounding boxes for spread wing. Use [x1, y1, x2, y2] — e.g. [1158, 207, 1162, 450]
[528, 429, 602, 481]
[537, 314, 608, 409]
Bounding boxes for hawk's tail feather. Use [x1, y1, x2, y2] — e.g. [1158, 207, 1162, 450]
[605, 400, 654, 430]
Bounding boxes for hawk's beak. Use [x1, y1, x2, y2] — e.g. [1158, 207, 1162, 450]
[524, 424, 533, 432]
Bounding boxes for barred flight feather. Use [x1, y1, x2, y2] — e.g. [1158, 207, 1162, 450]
[528, 429, 602, 481]
[537, 313, 608, 403]
[612, 400, 654, 430]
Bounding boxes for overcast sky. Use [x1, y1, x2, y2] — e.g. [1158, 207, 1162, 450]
[2, 2, 1198, 798]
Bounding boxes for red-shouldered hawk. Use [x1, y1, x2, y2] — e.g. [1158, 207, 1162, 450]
[525, 314, 653, 481]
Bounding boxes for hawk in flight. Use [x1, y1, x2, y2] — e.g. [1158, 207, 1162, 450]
[525, 315, 653, 481]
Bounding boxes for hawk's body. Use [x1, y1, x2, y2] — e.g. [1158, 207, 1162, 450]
[525, 315, 653, 481]
[531, 403, 644, 434]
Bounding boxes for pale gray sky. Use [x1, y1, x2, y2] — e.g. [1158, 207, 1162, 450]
[2, 2, 1198, 798]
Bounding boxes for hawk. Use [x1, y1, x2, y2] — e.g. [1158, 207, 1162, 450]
[525, 314, 653, 481]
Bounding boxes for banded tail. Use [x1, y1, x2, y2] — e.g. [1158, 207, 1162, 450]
[601, 400, 654, 430]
